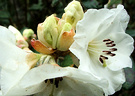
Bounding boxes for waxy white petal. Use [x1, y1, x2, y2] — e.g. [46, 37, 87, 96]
[70, 5, 133, 95]
[35, 77, 104, 96]
[0, 26, 30, 95]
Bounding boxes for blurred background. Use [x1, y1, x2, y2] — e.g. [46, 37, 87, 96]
[0, 0, 135, 95]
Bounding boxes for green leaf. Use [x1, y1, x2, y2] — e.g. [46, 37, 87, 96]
[123, 57, 135, 89]
[82, 0, 99, 9]
[0, 11, 10, 18]
[51, 0, 59, 7]
[126, 30, 135, 37]
[107, 0, 122, 8]
[58, 55, 73, 67]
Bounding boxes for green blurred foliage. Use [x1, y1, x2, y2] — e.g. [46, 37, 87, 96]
[0, 0, 135, 96]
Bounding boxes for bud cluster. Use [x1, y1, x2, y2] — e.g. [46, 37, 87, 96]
[31, 0, 84, 54]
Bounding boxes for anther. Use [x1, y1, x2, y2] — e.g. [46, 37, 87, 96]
[102, 51, 111, 55]
[110, 53, 116, 56]
[103, 39, 111, 42]
[106, 41, 114, 44]
[99, 57, 103, 63]
[106, 44, 116, 47]
[50, 79, 53, 84]
[110, 48, 117, 51]
[45, 79, 48, 83]
[100, 55, 108, 59]
[55, 78, 59, 88]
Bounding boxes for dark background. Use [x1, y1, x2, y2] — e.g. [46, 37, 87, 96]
[0, 0, 135, 95]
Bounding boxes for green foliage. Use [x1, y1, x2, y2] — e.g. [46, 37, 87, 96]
[107, 0, 122, 8]
[126, 30, 135, 37]
[58, 55, 73, 67]
[123, 57, 135, 89]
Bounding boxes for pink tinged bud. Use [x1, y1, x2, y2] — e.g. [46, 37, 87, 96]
[57, 29, 75, 51]
[37, 15, 59, 49]
[31, 39, 55, 55]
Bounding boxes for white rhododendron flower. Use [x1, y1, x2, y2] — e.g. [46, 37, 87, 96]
[70, 5, 134, 95]
[0, 26, 108, 96]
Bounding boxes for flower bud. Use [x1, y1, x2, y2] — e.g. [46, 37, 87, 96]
[37, 15, 58, 49]
[23, 29, 36, 44]
[62, 0, 84, 28]
[57, 22, 75, 51]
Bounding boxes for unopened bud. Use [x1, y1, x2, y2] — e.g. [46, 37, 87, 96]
[62, 0, 84, 28]
[23, 29, 36, 44]
[37, 15, 58, 49]
[57, 23, 75, 51]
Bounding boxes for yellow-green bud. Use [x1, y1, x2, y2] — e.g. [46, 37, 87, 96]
[62, 0, 84, 28]
[23, 29, 36, 44]
[37, 15, 58, 49]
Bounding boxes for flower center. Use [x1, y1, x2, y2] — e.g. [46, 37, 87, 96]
[87, 39, 117, 67]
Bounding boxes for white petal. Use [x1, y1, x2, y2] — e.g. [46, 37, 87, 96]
[8, 25, 25, 41]
[79, 52, 125, 95]
[70, 37, 128, 95]
[0, 26, 30, 95]
[74, 5, 129, 48]
[19, 64, 107, 95]
[70, 5, 133, 95]
[0, 26, 16, 44]
[35, 77, 104, 96]
[19, 64, 70, 88]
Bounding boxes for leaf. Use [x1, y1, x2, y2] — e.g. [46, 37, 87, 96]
[82, 0, 99, 9]
[0, 11, 10, 18]
[107, 0, 122, 8]
[51, 0, 59, 7]
[123, 57, 135, 89]
[126, 30, 135, 37]
[58, 55, 73, 67]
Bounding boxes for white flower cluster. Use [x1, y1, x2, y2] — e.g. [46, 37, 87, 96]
[0, 1, 134, 96]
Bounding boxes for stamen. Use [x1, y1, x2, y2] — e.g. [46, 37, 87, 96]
[45, 79, 48, 83]
[103, 39, 111, 42]
[102, 51, 111, 55]
[100, 55, 108, 59]
[110, 48, 117, 51]
[110, 53, 116, 56]
[50, 79, 53, 84]
[55, 78, 59, 88]
[106, 44, 116, 47]
[99, 57, 103, 63]
[106, 41, 114, 44]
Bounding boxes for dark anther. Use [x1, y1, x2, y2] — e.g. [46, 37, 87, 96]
[50, 79, 53, 84]
[100, 55, 108, 59]
[106, 44, 116, 47]
[45, 79, 48, 83]
[110, 48, 117, 51]
[110, 53, 116, 56]
[59, 77, 63, 81]
[103, 39, 111, 42]
[99, 57, 103, 63]
[102, 51, 111, 54]
[54, 77, 63, 88]
[55, 78, 59, 88]
[106, 41, 114, 44]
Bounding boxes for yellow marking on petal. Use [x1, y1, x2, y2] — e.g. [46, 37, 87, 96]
[26, 53, 42, 69]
